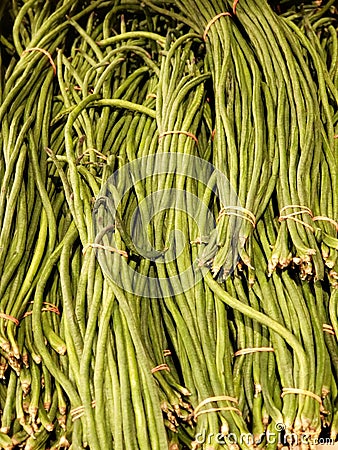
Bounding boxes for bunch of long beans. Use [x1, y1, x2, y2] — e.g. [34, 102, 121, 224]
[0, 0, 337, 449]
[168, 0, 278, 285]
